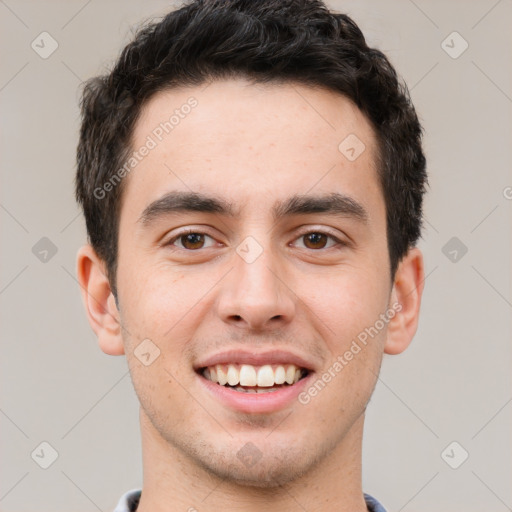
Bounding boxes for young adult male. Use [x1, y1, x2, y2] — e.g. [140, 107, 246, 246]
[75, 1, 427, 510]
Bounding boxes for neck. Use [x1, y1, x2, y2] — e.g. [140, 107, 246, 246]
[135, 408, 369, 512]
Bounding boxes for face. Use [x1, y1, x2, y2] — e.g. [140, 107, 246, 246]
[113, 79, 395, 486]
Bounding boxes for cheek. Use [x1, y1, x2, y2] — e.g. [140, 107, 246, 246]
[119, 266, 195, 413]
[301, 268, 389, 345]
[119, 262, 212, 342]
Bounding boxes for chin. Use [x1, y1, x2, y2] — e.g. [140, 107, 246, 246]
[205, 461, 305, 488]
[194, 444, 318, 488]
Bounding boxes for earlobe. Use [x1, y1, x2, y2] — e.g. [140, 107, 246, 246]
[76, 244, 125, 356]
[384, 247, 425, 355]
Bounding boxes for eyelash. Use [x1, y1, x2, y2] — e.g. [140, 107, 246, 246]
[165, 228, 347, 251]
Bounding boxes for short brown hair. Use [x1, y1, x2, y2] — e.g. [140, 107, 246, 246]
[76, 0, 427, 297]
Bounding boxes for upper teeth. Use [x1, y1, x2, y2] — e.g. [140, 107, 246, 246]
[203, 364, 304, 387]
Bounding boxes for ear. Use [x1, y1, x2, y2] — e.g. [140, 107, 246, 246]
[76, 244, 125, 355]
[384, 247, 425, 355]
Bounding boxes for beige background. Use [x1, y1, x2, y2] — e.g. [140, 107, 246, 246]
[1, 1, 511, 511]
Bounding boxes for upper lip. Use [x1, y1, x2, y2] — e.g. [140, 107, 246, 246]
[194, 349, 316, 372]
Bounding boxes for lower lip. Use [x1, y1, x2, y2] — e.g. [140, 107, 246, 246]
[197, 372, 313, 414]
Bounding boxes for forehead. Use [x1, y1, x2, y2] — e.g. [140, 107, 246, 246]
[121, 78, 382, 223]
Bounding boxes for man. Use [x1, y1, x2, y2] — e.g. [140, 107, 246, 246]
[75, 0, 426, 510]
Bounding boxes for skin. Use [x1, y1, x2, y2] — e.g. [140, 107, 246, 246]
[77, 79, 424, 512]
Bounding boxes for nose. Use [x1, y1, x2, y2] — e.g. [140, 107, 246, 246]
[216, 243, 296, 331]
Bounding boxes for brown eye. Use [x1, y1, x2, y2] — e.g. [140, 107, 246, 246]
[293, 231, 343, 250]
[303, 232, 329, 249]
[179, 233, 205, 250]
[168, 231, 216, 250]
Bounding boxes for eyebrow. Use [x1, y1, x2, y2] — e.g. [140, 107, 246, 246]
[137, 190, 368, 226]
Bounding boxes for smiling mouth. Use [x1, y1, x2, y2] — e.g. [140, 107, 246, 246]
[199, 363, 310, 393]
